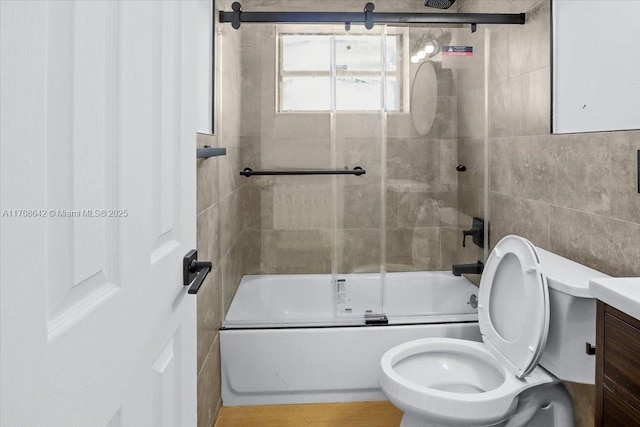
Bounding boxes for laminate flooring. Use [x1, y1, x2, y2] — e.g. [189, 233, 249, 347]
[214, 401, 402, 427]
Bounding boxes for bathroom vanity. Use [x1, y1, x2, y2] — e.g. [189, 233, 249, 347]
[590, 278, 640, 426]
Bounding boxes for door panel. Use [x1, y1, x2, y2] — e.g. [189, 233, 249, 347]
[44, 0, 120, 337]
[151, 0, 181, 258]
[0, 1, 197, 426]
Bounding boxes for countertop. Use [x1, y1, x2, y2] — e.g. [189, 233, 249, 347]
[589, 277, 640, 320]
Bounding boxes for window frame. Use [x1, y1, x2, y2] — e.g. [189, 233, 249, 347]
[276, 25, 409, 113]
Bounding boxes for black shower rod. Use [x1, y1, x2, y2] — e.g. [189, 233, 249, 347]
[220, 2, 525, 31]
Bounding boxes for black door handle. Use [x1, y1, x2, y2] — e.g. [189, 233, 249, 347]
[183, 250, 212, 295]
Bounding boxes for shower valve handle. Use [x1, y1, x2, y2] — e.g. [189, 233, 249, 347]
[462, 217, 485, 248]
[462, 229, 474, 247]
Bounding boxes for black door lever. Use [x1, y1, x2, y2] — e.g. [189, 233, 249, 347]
[183, 250, 212, 295]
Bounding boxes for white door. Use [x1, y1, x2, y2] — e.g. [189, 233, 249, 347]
[0, 1, 198, 426]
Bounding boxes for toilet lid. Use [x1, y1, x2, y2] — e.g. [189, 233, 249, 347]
[478, 235, 550, 379]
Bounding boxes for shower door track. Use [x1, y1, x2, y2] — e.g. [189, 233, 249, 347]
[220, 320, 479, 331]
[220, 2, 525, 31]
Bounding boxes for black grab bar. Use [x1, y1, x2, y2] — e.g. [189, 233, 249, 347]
[240, 166, 366, 177]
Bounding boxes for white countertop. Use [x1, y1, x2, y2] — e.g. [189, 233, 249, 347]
[589, 278, 640, 320]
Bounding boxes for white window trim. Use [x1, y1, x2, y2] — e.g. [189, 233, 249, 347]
[276, 25, 410, 114]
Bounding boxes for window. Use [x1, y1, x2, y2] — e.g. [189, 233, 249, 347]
[278, 31, 404, 112]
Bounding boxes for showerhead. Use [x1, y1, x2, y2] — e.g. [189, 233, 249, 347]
[424, 0, 456, 9]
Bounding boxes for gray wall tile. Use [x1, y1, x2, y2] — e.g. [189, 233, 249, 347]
[196, 2, 246, 423]
[197, 336, 221, 427]
[610, 131, 640, 224]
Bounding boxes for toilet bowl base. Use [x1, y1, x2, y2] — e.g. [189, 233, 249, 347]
[399, 412, 507, 427]
[396, 383, 573, 427]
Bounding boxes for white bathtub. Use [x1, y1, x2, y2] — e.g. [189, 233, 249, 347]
[221, 271, 481, 406]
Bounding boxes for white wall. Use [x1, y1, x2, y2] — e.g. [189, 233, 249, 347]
[197, 0, 213, 134]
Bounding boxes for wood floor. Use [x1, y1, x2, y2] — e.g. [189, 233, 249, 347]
[214, 401, 403, 427]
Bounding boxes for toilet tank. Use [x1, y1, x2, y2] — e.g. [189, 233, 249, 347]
[535, 248, 610, 384]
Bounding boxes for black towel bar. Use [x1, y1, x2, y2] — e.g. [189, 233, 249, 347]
[240, 167, 366, 177]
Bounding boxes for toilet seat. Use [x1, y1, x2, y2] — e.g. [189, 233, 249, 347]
[478, 236, 550, 378]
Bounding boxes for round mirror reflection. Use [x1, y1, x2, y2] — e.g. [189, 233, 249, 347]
[410, 60, 438, 136]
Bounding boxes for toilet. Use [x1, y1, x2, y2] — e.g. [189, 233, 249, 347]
[379, 235, 610, 427]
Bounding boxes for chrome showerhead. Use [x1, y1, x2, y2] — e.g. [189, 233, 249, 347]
[424, 0, 456, 9]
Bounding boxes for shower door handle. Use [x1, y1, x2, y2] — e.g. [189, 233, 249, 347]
[183, 250, 212, 295]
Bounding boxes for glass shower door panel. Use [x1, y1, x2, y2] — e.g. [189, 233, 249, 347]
[223, 24, 336, 328]
[242, 119, 335, 326]
[383, 26, 487, 322]
[333, 27, 387, 324]
[334, 111, 384, 322]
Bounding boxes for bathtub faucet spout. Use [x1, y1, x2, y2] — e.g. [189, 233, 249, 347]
[452, 261, 484, 276]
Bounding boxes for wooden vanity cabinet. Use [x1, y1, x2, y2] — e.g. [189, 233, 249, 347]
[596, 301, 640, 426]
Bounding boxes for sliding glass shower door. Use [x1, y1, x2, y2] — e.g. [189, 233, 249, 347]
[381, 25, 488, 323]
[225, 24, 387, 328]
[334, 110, 385, 321]
[223, 22, 488, 328]
[332, 28, 389, 323]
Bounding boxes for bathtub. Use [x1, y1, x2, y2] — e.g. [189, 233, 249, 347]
[221, 271, 481, 406]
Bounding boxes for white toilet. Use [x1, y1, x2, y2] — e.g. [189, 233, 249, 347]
[379, 235, 610, 427]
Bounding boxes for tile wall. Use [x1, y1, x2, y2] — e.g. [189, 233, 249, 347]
[238, 0, 469, 276]
[458, 0, 640, 425]
[196, 1, 244, 426]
